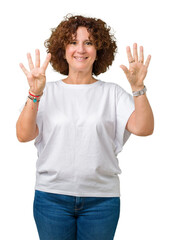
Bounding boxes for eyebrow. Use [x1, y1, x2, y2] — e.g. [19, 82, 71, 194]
[71, 39, 92, 41]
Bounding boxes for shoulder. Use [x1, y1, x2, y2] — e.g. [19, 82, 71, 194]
[45, 81, 57, 88]
[42, 81, 58, 93]
[101, 81, 134, 108]
[100, 80, 128, 96]
[101, 80, 123, 89]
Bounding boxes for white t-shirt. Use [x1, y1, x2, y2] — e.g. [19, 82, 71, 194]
[27, 79, 135, 197]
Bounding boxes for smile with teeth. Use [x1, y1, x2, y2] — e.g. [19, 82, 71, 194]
[74, 56, 88, 61]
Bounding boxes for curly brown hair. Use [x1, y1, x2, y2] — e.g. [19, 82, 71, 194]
[44, 14, 117, 76]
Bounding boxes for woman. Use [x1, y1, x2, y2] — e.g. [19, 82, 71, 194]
[16, 14, 154, 240]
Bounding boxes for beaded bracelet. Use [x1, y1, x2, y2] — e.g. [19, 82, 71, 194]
[29, 91, 43, 101]
[27, 91, 43, 111]
[28, 95, 40, 102]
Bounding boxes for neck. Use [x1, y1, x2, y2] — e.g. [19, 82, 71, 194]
[63, 70, 97, 85]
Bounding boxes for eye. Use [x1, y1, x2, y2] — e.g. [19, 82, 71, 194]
[70, 41, 77, 45]
[85, 41, 93, 45]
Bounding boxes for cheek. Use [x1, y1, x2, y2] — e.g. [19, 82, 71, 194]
[65, 47, 74, 58]
[93, 51, 97, 59]
[89, 47, 97, 57]
[90, 49, 97, 60]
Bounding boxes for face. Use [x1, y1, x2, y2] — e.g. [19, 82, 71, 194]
[65, 27, 97, 73]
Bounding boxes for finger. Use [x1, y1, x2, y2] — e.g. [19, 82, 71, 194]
[19, 63, 29, 76]
[27, 53, 34, 70]
[139, 46, 144, 63]
[120, 65, 129, 76]
[41, 53, 51, 72]
[35, 49, 40, 68]
[126, 46, 134, 63]
[145, 55, 151, 68]
[133, 43, 138, 62]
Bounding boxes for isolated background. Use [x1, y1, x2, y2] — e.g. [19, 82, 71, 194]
[1, 0, 170, 239]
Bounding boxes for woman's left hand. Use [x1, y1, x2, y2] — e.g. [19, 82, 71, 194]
[120, 43, 151, 91]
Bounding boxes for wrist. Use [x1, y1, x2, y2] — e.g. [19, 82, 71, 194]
[29, 89, 43, 96]
[28, 91, 43, 99]
[131, 85, 145, 92]
[132, 85, 147, 97]
[27, 91, 43, 111]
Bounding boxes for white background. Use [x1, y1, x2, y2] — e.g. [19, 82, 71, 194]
[1, 0, 170, 239]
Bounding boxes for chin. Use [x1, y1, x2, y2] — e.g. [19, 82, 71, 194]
[71, 65, 93, 73]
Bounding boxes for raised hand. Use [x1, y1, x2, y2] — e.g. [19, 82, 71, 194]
[19, 49, 51, 95]
[120, 43, 151, 91]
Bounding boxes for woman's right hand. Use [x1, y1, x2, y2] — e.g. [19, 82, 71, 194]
[19, 49, 51, 95]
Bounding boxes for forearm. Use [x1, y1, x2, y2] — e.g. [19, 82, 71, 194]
[16, 98, 39, 142]
[133, 93, 154, 135]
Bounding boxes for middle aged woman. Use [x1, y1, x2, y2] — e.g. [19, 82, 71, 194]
[17, 14, 154, 240]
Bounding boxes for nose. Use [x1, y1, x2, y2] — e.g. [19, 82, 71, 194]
[77, 43, 86, 54]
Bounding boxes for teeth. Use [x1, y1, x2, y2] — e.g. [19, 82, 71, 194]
[74, 57, 87, 60]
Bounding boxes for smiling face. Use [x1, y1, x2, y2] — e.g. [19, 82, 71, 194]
[65, 27, 97, 74]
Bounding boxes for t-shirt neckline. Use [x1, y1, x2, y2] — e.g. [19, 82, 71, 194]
[59, 79, 101, 88]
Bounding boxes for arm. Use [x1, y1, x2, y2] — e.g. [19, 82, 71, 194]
[16, 49, 51, 142]
[16, 98, 39, 142]
[120, 43, 154, 136]
[126, 94, 154, 136]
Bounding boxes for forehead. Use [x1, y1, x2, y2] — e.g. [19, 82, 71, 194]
[72, 27, 92, 39]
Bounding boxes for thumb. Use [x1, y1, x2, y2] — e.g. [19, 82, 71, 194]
[120, 65, 129, 76]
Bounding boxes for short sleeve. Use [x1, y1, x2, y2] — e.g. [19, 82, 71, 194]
[114, 85, 135, 156]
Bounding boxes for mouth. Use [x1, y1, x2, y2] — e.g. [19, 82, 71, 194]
[74, 56, 88, 62]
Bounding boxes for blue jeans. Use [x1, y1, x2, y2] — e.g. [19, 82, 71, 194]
[33, 190, 120, 240]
